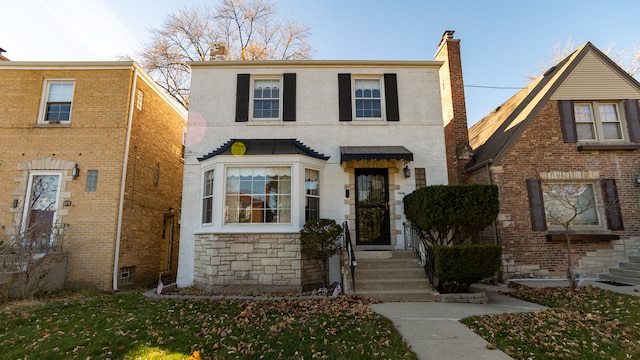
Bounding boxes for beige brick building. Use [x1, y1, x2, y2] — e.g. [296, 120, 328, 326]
[450, 43, 640, 281]
[0, 61, 187, 290]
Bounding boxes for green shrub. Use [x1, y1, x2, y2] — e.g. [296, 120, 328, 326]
[403, 184, 499, 245]
[433, 245, 502, 293]
[300, 219, 343, 287]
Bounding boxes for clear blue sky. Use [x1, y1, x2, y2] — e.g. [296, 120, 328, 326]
[2, 0, 639, 125]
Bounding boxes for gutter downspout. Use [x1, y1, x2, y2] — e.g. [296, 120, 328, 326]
[113, 67, 137, 291]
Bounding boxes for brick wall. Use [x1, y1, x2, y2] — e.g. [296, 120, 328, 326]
[0, 68, 132, 289]
[435, 33, 470, 185]
[0, 65, 186, 290]
[118, 76, 186, 288]
[469, 100, 640, 280]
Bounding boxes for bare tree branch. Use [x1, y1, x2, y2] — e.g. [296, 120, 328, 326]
[527, 37, 640, 81]
[125, 0, 313, 109]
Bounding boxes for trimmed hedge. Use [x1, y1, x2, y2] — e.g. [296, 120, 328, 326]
[433, 245, 502, 293]
[403, 184, 499, 245]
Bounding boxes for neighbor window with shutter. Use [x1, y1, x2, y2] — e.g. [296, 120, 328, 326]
[574, 102, 623, 141]
[559, 99, 640, 144]
[527, 178, 623, 231]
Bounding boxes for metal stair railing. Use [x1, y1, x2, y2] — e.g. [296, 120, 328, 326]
[404, 221, 435, 290]
[343, 221, 357, 292]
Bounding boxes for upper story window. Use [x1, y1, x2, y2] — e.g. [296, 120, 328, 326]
[339, 73, 399, 122]
[235, 74, 296, 122]
[574, 102, 623, 141]
[136, 89, 144, 111]
[40, 80, 75, 123]
[558, 99, 640, 146]
[354, 78, 383, 119]
[252, 78, 281, 120]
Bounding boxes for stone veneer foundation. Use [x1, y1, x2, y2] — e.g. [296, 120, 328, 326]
[193, 232, 323, 293]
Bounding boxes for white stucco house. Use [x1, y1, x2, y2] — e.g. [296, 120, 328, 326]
[177, 32, 466, 293]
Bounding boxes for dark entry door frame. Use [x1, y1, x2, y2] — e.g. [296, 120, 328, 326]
[355, 168, 391, 246]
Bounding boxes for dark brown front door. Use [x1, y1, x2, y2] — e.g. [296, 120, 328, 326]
[355, 169, 390, 246]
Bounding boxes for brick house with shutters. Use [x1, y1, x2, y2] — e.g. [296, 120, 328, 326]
[176, 33, 464, 293]
[456, 42, 640, 281]
[0, 60, 187, 291]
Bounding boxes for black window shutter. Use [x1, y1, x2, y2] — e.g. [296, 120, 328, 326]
[338, 73, 352, 121]
[235, 74, 250, 122]
[558, 100, 577, 143]
[384, 73, 399, 121]
[283, 73, 296, 121]
[624, 99, 640, 142]
[602, 179, 623, 230]
[527, 179, 547, 231]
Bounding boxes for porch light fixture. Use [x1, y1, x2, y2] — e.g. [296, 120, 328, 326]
[12, 199, 18, 208]
[72, 164, 80, 179]
[404, 165, 411, 178]
[636, 176, 640, 185]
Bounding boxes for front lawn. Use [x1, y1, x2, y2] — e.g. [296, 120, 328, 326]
[0, 292, 417, 360]
[461, 285, 640, 359]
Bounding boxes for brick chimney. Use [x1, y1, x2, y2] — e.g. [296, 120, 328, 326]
[210, 42, 230, 61]
[435, 30, 470, 184]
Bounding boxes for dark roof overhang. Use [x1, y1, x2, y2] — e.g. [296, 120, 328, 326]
[197, 139, 330, 162]
[339, 146, 413, 163]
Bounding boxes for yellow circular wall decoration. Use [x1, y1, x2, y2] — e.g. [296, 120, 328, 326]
[231, 141, 246, 156]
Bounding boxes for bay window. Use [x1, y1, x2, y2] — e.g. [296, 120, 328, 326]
[224, 167, 291, 224]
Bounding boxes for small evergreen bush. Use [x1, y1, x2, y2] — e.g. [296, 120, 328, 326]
[433, 245, 502, 293]
[403, 184, 499, 245]
[300, 219, 343, 287]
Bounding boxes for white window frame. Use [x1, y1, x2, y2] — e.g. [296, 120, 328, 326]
[305, 168, 320, 222]
[574, 101, 626, 142]
[197, 155, 325, 233]
[38, 79, 75, 124]
[353, 76, 385, 121]
[202, 168, 215, 224]
[542, 181, 604, 230]
[223, 166, 292, 225]
[136, 89, 144, 111]
[250, 76, 282, 121]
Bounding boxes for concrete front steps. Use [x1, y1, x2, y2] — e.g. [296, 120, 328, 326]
[346, 250, 439, 302]
[598, 255, 640, 285]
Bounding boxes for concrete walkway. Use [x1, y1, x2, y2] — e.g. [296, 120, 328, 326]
[371, 289, 545, 360]
[371, 281, 640, 360]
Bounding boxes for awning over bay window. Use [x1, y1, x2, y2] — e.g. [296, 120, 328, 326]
[198, 139, 330, 162]
[339, 146, 413, 163]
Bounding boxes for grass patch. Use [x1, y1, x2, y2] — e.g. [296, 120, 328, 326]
[461, 285, 640, 359]
[0, 291, 417, 359]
